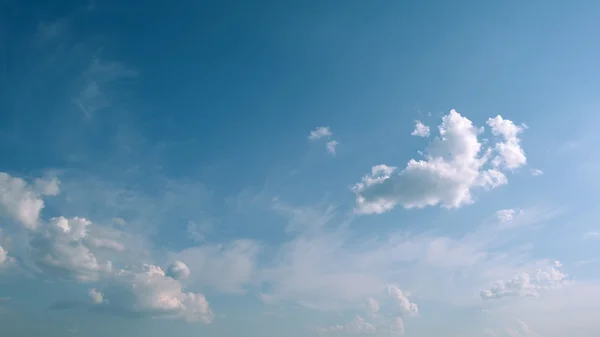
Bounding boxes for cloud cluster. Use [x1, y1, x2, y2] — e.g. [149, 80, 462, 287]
[352, 110, 527, 214]
[318, 286, 416, 335]
[92, 264, 213, 323]
[0, 171, 214, 324]
[481, 261, 569, 300]
[309, 126, 339, 155]
[30, 216, 113, 282]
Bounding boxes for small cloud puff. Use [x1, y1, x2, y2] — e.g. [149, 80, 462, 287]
[308, 126, 339, 156]
[309, 126, 333, 140]
[411, 121, 430, 137]
[531, 168, 543, 176]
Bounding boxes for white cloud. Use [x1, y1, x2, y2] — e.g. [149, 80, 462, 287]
[387, 285, 418, 316]
[317, 316, 376, 335]
[366, 297, 379, 317]
[487, 116, 527, 170]
[0, 172, 59, 229]
[167, 260, 191, 280]
[174, 239, 259, 294]
[86, 237, 125, 252]
[30, 217, 112, 282]
[390, 317, 405, 335]
[530, 169, 543, 176]
[411, 121, 430, 137]
[584, 232, 600, 239]
[309, 127, 333, 140]
[481, 262, 569, 300]
[88, 288, 104, 304]
[95, 264, 213, 323]
[34, 177, 60, 196]
[496, 209, 521, 223]
[327, 140, 339, 155]
[0, 245, 8, 266]
[353, 110, 518, 214]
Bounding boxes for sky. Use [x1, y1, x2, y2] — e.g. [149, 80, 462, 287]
[1, 0, 600, 336]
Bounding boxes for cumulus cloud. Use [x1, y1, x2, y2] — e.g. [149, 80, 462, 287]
[0, 172, 59, 229]
[30, 217, 112, 282]
[327, 140, 339, 155]
[388, 285, 418, 316]
[487, 116, 527, 170]
[481, 261, 569, 300]
[86, 237, 125, 252]
[353, 110, 522, 214]
[309, 127, 333, 140]
[411, 121, 430, 137]
[0, 245, 8, 266]
[88, 288, 104, 304]
[390, 317, 405, 335]
[95, 264, 213, 323]
[167, 260, 191, 280]
[366, 297, 379, 317]
[308, 127, 339, 155]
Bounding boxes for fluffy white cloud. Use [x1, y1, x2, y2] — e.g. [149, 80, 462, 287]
[366, 297, 379, 317]
[327, 140, 339, 155]
[95, 264, 212, 323]
[487, 116, 527, 170]
[353, 110, 518, 214]
[0, 245, 7, 266]
[391, 317, 405, 335]
[88, 288, 104, 304]
[167, 260, 191, 280]
[30, 217, 112, 281]
[411, 121, 430, 137]
[481, 262, 569, 300]
[388, 285, 418, 316]
[309, 127, 333, 140]
[0, 172, 59, 229]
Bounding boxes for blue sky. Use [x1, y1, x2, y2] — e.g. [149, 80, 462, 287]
[1, 0, 600, 336]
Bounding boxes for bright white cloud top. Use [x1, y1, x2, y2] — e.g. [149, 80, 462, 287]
[352, 110, 522, 214]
